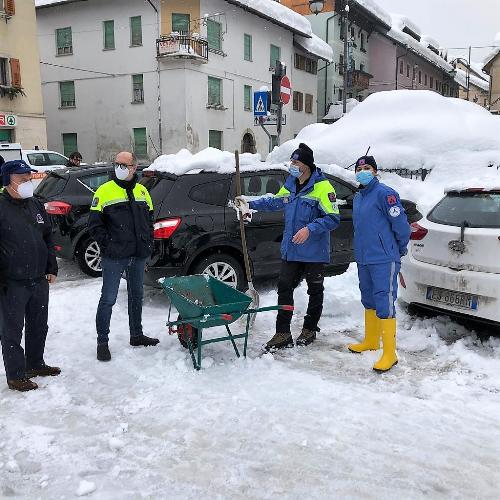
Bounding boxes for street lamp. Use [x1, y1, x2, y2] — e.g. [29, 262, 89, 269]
[308, 1, 325, 15]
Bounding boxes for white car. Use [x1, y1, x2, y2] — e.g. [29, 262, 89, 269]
[22, 149, 68, 173]
[399, 187, 500, 325]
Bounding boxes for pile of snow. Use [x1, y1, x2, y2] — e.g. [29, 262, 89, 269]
[352, 0, 392, 28]
[295, 33, 333, 62]
[268, 90, 500, 188]
[420, 35, 440, 52]
[323, 98, 360, 121]
[391, 14, 422, 37]
[226, 0, 311, 36]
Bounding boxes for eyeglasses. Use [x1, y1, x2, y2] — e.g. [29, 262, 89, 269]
[113, 162, 134, 168]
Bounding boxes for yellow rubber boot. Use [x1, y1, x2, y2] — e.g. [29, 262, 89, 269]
[348, 309, 380, 353]
[373, 318, 398, 372]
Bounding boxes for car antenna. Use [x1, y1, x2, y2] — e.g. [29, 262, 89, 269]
[346, 146, 371, 170]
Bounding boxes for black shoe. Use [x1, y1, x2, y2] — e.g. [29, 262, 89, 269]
[8, 378, 38, 392]
[97, 343, 111, 362]
[26, 364, 61, 377]
[130, 335, 159, 347]
[296, 328, 317, 346]
[265, 332, 294, 351]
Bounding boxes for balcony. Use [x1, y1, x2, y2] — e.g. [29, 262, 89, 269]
[351, 70, 373, 91]
[156, 34, 208, 63]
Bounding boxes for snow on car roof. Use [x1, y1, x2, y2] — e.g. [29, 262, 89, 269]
[268, 90, 500, 182]
[224, 0, 311, 37]
[295, 33, 333, 62]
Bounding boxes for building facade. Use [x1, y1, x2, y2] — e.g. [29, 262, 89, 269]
[452, 61, 489, 109]
[483, 48, 500, 114]
[36, 0, 330, 163]
[0, 0, 47, 147]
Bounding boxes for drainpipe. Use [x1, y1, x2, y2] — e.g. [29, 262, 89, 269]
[324, 13, 337, 116]
[146, 0, 163, 154]
[395, 47, 409, 90]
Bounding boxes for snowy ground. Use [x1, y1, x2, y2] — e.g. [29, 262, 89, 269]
[1, 260, 499, 499]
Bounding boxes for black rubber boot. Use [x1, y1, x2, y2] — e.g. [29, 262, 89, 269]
[130, 335, 159, 347]
[97, 343, 111, 362]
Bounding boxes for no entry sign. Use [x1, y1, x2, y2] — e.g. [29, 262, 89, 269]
[280, 76, 291, 105]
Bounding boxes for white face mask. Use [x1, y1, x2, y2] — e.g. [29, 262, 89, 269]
[12, 180, 34, 199]
[115, 166, 130, 180]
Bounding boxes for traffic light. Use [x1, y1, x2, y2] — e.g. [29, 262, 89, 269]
[271, 61, 286, 105]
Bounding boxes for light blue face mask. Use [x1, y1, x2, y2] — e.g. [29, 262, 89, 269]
[288, 165, 302, 178]
[356, 170, 374, 186]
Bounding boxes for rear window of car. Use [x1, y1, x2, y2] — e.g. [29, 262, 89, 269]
[140, 176, 175, 213]
[35, 173, 69, 198]
[325, 175, 355, 201]
[79, 173, 111, 191]
[428, 192, 500, 228]
[189, 179, 230, 206]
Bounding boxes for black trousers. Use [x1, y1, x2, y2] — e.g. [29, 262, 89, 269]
[0, 279, 49, 380]
[276, 261, 325, 334]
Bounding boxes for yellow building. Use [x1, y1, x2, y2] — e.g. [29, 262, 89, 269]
[454, 61, 490, 109]
[0, 0, 46, 147]
[483, 48, 500, 114]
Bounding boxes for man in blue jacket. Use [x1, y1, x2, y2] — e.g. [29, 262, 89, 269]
[235, 143, 340, 350]
[348, 155, 411, 372]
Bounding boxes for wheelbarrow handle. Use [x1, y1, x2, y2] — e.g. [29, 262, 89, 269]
[167, 313, 233, 327]
[245, 305, 294, 314]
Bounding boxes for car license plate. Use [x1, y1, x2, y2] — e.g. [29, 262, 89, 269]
[426, 287, 478, 310]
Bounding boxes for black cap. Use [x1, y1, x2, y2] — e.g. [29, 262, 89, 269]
[355, 155, 378, 171]
[1, 160, 38, 186]
[290, 143, 315, 171]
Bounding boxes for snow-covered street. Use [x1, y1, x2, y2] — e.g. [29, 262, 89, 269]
[1, 260, 499, 499]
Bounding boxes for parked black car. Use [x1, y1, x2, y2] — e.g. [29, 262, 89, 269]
[34, 164, 145, 276]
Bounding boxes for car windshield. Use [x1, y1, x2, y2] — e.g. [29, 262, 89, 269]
[428, 192, 500, 228]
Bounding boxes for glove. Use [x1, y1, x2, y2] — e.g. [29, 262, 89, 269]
[233, 196, 252, 223]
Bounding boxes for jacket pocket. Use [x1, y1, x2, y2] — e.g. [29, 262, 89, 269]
[378, 233, 389, 256]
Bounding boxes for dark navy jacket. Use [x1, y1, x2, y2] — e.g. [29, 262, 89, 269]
[0, 191, 58, 283]
[249, 169, 340, 263]
[353, 177, 411, 265]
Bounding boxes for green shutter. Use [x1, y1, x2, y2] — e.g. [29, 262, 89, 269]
[207, 19, 221, 51]
[244, 85, 252, 110]
[103, 20, 115, 50]
[208, 76, 221, 105]
[59, 81, 75, 107]
[56, 27, 72, 54]
[130, 16, 142, 46]
[62, 133, 78, 157]
[0, 129, 13, 142]
[133, 127, 147, 157]
[209, 130, 222, 150]
[172, 13, 190, 33]
[270, 44, 280, 68]
[244, 34, 252, 61]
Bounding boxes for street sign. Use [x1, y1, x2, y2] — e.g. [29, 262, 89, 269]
[254, 114, 286, 127]
[280, 76, 291, 105]
[0, 113, 16, 127]
[253, 91, 268, 116]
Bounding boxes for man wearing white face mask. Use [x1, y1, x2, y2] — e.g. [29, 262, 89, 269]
[0, 160, 60, 392]
[89, 151, 157, 362]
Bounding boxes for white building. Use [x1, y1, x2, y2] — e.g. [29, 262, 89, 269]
[35, 0, 332, 163]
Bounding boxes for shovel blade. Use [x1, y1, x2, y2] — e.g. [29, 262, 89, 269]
[245, 283, 259, 328]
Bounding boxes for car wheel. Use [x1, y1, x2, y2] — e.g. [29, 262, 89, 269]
[76, 237, 102, 277]
[192, 253, 246, 291]
[176, 315, 199, 349]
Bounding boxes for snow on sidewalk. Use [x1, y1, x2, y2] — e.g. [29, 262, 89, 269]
[0, 264, 499, 499]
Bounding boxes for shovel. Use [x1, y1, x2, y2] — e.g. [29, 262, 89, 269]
[234, 150, 259, 326]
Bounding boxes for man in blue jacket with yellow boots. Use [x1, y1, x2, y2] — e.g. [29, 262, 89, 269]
[235, 143, 340, 351]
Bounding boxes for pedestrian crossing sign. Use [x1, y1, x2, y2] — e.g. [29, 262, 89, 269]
[253, 91, 268, 117]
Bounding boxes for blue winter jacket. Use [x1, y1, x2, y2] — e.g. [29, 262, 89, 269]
[353, 177, 411, 265]
[248, 169, 340, 263]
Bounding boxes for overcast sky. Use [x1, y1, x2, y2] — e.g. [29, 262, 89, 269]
[373, 0, 500, 63]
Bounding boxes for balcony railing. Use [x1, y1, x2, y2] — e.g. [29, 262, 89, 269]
[156, 34, 208, 62]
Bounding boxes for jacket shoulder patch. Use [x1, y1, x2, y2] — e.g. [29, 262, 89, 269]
[91, 197, 99, 207]
[387, 195, 397, 205]
[328, 192, 336, 202]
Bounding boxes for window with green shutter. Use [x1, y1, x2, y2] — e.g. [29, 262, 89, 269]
[56, 27, 72, 55]
[133, 127, 147, 157]
[130, 16, 142, 46]
[62, 133, 78, 157]
[132, 74, 144, 103]
[209, 130, 222, 150]
[103, 20, 115, 50]
[207, 19, 222, 51]
[172, 13, 190, 33]
[244, 34, 252, 61]
[244, 85, 252, 111]
[0, 129, 13, 142]
[59, 81, 75, 107]
[270, 44, 280, 69]
[208, 76, 222, 106]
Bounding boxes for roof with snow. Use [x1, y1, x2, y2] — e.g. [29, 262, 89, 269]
[224, 0, 311, 37]
[295, 33, 333, 62]
[35, 0, 85, 7]
[454, 68, 489, 92]
[483, 46, 500, 70]
[351, 0, 392, 29]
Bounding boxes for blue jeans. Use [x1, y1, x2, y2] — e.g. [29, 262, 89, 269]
[96, 257, 146, 345]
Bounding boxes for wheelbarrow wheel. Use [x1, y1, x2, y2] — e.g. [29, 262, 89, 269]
[177, 315, 199, 349]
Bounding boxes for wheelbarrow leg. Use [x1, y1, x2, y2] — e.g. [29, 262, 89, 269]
[243, 314, 251, 358]
[224, 324, 240, 358]
[196, 328, 203, 370]
[186, 337, 199, 371]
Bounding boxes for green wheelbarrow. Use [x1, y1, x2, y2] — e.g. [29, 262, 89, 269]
[161, 274, 293, 370]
